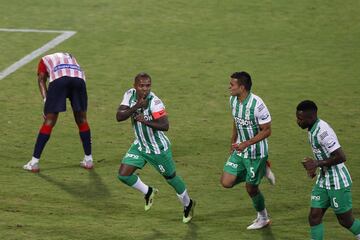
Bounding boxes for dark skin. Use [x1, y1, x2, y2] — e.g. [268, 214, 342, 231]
[220, 78, 271, 198]
[38, 72, 88, 127]
[296, 109, 355, 228]
[116, 77, 171, 179]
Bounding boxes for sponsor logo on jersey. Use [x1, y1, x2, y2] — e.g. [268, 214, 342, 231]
[257, 103, 265, 112]
[320, 131, 329, 140]
[327, 141, 336, 149]
[260, 113, 270, 121]
[234, 117, 252, 127]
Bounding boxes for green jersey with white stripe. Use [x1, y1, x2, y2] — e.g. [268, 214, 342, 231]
[121, 88, 170, 154]
[308, 119, 352, 190]
[230, 93, 271, 159]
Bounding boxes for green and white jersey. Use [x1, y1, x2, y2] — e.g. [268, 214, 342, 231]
[121, 88, 170, 155]
[308, 119, 352, 190]
[230, 93, 271, 159]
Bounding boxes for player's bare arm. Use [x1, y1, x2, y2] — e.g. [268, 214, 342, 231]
[233, 122, 271, 152]
[134, 114, 169, 131]
[116, 98, 148, 122]
[38, 72, 48, 101]
[302, 148, 346, 171]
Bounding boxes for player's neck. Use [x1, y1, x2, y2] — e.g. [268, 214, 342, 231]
[237, 91, 249, 102]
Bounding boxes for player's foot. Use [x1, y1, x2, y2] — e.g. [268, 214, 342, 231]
[265, 161, 275, 185]
[23, 160, 40, 173]
[144, 187, 158, 211]
[183, 199, 196, 223]
[246, 216, 271, 230]
[80, 158, 93, 169]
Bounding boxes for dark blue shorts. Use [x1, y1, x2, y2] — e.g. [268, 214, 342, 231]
[44, 76, 87, 114]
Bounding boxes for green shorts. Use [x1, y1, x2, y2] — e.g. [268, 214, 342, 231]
[223, 151, 267, 186]
[311, 185, 353, 214]
[122, 144, 176, 177]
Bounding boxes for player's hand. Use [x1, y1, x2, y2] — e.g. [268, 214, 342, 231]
[302, 157, 317, 178]
[232, 142, 248, 153]
[135, 95, 148, 109]
[134, 114, 146, 123]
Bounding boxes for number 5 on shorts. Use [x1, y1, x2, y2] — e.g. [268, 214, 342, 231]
[250, 167, 255, 179]
[158, 165, 165, 173]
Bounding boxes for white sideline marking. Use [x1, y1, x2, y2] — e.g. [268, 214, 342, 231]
[0, 28, 76, 80]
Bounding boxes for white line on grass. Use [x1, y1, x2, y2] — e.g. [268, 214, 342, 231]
[0, 28, 76, 80]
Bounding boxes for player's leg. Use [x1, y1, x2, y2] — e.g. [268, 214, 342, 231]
[118, 145, 156, 211]
[73, 111, 93, 169]
[149, 149, 195, 223]
[309, 185, 330, 240]
[331, 187, 360, 239]
[265, 160, 275, 185]
[309, 208, 327, 240]
[221, 152, 245, 188]
[244, 156, 270, 230]
[68, 77, 92, 169]
[24, 113, 59, 172]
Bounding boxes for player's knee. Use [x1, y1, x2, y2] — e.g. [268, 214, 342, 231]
[309, 212, 322, 226]
[220, 179, 234, 188]
[337, 216, 353, 229]
[246, 184, 259, 197]
[164, 172, 176, 180]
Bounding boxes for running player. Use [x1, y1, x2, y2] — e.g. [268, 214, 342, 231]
[296, 100, 360, 240]
[221, 71, 273, 230]
[23, 52, 93, 172]
[116, 72, 195, 223]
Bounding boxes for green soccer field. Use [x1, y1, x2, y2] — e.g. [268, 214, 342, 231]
[1, 0, 360, 239]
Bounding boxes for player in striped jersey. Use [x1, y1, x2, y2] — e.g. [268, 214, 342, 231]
[23, 52, 93, 172]
[297, 100, 360, 240]
[220, 71, 274, 230]
[116, 72, 195, 223]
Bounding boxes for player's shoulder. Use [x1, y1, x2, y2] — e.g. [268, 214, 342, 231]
[149, 92, 163, 103]
[123, 88, 136, 97]
[317, 119, 337, 138]
[251, 93, 265, 104]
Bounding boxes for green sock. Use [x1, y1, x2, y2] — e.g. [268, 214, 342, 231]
[311, 223, 324, 240]
[251, 192, 265, 212]
[350, 219, 360, 235]
[166, 175, 186, 194]
[118, 174, 138, 186]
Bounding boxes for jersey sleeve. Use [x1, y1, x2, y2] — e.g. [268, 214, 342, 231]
[120, 89, 133, 106]
[318, 128, 341, 154]
[254, 99, 271, 125]
[37, 59, 48, 75]
[150, 97, 167, 120]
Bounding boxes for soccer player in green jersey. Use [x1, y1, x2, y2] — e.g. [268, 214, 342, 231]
[221, 71, 274, 230]
[116, 72, 195, 223]
[297, 100, 360, 240]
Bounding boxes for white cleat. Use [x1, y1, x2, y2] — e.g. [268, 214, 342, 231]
[23, 160, 40, 173]
[265, 162, 275, 185]
[80, 158, 93, 169]
[247, 217, 271, 230]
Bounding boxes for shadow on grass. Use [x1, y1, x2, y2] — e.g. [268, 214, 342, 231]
[261, 226, 276, 240]
[183, 222, 199, 240]
[37, 169, 111, 200]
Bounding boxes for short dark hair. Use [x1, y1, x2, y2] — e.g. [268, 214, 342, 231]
[296, 100, 318, 112]
[231, 71, 252, 91]
[134, 72, 151, 82]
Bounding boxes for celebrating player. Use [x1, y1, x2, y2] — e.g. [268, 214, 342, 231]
[23, 52, 93, 172]
[116, 72, 195, 223]
[220, 71, 274, 230]
[296, 100, 360, 240]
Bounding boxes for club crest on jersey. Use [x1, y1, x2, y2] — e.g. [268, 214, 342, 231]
[245, 108, 251, 119]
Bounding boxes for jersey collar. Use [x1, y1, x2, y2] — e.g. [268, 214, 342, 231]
[238, 92, 252, 105]
[309, 118, 320, 133]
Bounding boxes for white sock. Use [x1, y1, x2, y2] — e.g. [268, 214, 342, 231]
[356, 234, 360, 240]
[131, 177, 149, 195]
[258, 208, 268, 219]
[85, 155, 93, 161]
[177, 189, 191, 207]
[31, 157, 39, 164]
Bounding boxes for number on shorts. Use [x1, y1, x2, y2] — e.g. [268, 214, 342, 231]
[250, 167, 255, 178]
[158, 165, 166, 173]
[332, 197, 339, 208]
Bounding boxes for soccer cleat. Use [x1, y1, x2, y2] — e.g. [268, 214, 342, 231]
[183, 199, 196, 223]
[265, 161, 276, 185]
[246, 216, 271, 230]
[80, 158, 93, 169]
[144, 187, 158, 211]
[23, 160, 40, 173]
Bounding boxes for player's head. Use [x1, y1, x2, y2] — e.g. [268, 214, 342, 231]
[296, 100, 318, 129]
[229, 71, 252, 96]
[134, 72, 151, 98]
